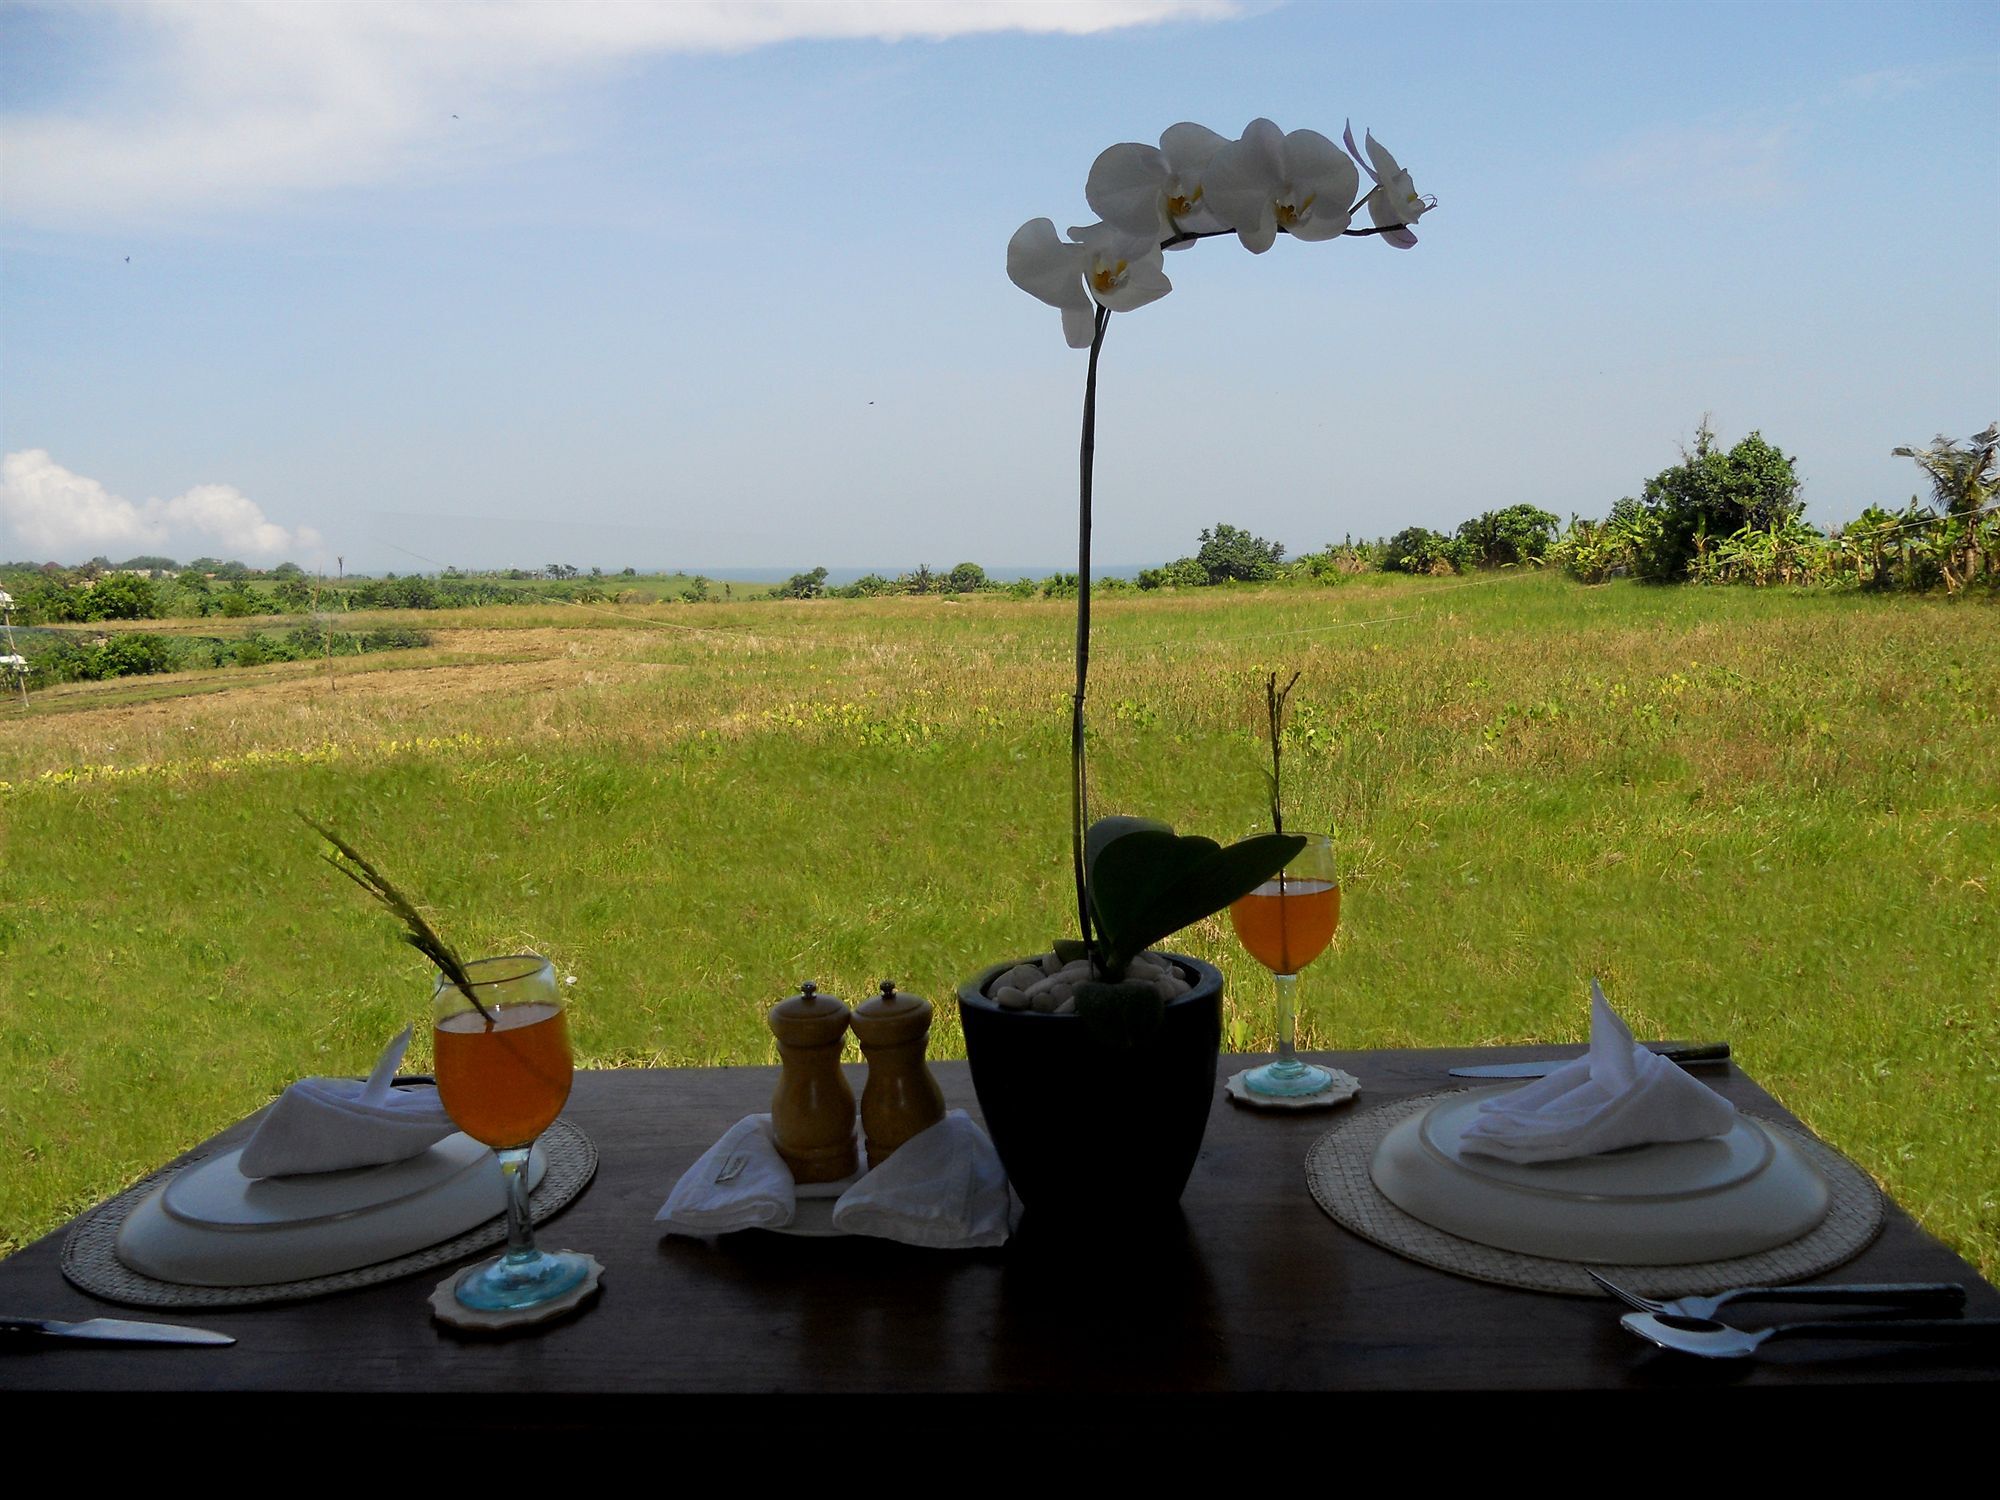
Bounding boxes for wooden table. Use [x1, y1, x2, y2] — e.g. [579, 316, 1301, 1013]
[3, 1049, 1995, 1427]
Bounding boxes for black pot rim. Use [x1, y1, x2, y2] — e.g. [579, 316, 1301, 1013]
[958, 951, 1222, 1016]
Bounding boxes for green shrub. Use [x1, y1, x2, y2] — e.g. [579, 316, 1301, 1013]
[1193, 522, 1285, 583]
[96, 633, 174, 677]
[87, 572, 162, 620]
[1384, 526, 1469, 574]
[215, 584, 260, 617]
[1457, 505, 1560, 568]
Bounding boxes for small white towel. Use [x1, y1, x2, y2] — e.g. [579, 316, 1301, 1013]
[831, 1111, 1012, 1249]
[656, 1114, 797, 1235]
[1458, 981, 1737, 1164]
[237, 1026, 457, 1178]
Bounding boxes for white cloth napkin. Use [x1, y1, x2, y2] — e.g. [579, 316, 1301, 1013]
[831, 1111, 1012, 1249]
[237, 1026, 457, 1178]
[656, 1114, 797, 1235]
[1457, 981, 1737, 1164]
[657, 1110, 1012, 1247]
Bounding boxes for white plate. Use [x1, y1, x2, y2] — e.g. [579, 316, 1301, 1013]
[116, 1135, 547, 1286]
[1369, 1088, 1830, 1264]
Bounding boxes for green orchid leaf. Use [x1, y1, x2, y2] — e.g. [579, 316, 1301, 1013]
[1084, 814, 1174, 889]
[1088, 829, 1304, 972]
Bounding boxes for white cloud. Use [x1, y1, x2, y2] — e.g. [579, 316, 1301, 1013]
[0, 0, 1238, 230]
[1839, 66, 1932, 102]
[0, 449, 322, 561]
[1584, 118, 1802, 207]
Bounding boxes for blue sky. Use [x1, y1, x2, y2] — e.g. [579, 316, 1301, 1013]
[2, 0, 1996, 574]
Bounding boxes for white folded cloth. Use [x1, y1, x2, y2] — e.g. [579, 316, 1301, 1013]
[656, 1114, 797, 1235]
[656, 1110, 1012, 1247]
[831, 1111, 1012, 1249]
[237, 1026, 457, 1178]
[1457, 981, 1737, 1164]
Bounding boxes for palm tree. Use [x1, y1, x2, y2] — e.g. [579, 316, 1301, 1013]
[1892, 423, 1999, 590]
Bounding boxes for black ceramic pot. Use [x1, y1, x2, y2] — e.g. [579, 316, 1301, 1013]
[957, 954, 1223, 1219]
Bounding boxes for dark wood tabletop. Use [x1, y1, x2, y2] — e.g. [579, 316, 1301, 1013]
[3, 1048, 1995, 1419]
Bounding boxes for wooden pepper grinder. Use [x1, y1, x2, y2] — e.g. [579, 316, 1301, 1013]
[851, 980, 947, 1170]
[767, 981, 858, 1183]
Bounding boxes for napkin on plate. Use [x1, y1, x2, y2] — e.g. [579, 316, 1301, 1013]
[237, 1026, 457, 1178]
[656, 1113, 797, 1235]
[1457, 981, 1737, 1164]
[831, 1111, 1012, 1249]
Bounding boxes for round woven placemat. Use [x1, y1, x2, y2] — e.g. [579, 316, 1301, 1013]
[1305, 1090, 1884, 1297]
[61, 1120, 598, 1310]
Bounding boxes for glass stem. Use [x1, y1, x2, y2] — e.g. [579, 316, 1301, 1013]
[498, 1147, 537, 1263]
[1271, 971, 1303, 1076]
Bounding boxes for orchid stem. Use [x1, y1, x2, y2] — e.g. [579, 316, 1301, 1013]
[1073, 302, 1111, 964]
[1159, 221, 1413, 251]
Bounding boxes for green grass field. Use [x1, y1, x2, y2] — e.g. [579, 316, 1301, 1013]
[1, 572, 1994, 1277]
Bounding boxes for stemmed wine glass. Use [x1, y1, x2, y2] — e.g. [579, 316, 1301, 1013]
[432, 954, 591, 1311]
[1229, 832, 1342, 1097]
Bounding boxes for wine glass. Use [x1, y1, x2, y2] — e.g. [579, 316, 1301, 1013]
[1229, 833, 1342, 1097]
[432, 954, 591, 1311]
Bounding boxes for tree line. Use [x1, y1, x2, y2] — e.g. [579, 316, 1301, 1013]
[9, 421, 1991, 627]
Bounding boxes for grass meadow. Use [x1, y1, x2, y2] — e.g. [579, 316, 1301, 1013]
[1, 572, 1994, 1278]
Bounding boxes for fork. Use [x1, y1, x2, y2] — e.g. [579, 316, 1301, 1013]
[1586, 1268, 1967, 1322]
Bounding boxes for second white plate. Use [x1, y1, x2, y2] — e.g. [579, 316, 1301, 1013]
[1369, 1088, 1830, 1265]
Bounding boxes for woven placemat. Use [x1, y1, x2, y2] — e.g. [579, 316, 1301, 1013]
[1305, 1090, 1885, 1297]
[61, 1120, 598, 1310]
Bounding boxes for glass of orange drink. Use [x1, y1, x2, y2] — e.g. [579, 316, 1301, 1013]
[1228, 832, 1341, 1097]
[432, 954, 590, 1311]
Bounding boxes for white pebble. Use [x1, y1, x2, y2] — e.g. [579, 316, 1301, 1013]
[1055, 958, 1093, 983]
[1040, 952, 1063, 975]
[998, 963, 1043, 991]
[1054, 998, 1076, 1015]
[995, 987, 1031, 1010]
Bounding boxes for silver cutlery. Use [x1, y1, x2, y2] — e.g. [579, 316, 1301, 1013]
[1450, 1042, 1731, 1079]
[1587, 1268, 1967, 1322]
[1620, 1310, 2000, 1360]
[0, 1314, 235, 1347]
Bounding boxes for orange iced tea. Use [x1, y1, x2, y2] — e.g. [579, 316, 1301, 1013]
[1228, 877, 1339, 976]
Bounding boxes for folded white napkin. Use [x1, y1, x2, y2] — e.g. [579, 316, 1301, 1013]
[657, 1110, 1012, 1247]
[237, 1026, 457, 1178]
[831, 1111, 1012, 1249]
[1457, 981, 1737, 1164]
[656, 1113, 797, 1235]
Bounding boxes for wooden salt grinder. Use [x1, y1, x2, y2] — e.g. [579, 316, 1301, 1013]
[767, 982, 858, 1183]
[851, 980, 947, 1169]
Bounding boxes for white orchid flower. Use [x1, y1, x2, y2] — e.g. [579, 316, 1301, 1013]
[1202, 118, 1359, 254]
[1008, 217, 1171, 348]
[1007, 217, 1096, 347]
[1068, 221, 1172, 312]
[1344, 122, 1431, 249]
[1086, 122, 1233, 246]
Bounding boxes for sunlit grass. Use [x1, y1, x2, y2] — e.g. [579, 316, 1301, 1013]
[1, 572, 1994, 1277]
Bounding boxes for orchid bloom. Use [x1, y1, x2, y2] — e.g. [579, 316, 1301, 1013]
[1344, 122, 1431, 249]
[1085, 122, 1233, 246]
[1201, 118, 1360, 255]
[1007, 217, 1171, 348]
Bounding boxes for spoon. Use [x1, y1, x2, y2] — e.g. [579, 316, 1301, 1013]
[1621, 1311, 2000, 1360]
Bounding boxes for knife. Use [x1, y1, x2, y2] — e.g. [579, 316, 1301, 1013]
[1449, 1042, 1731, 1079]
[0, 1315, 235, 1347]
